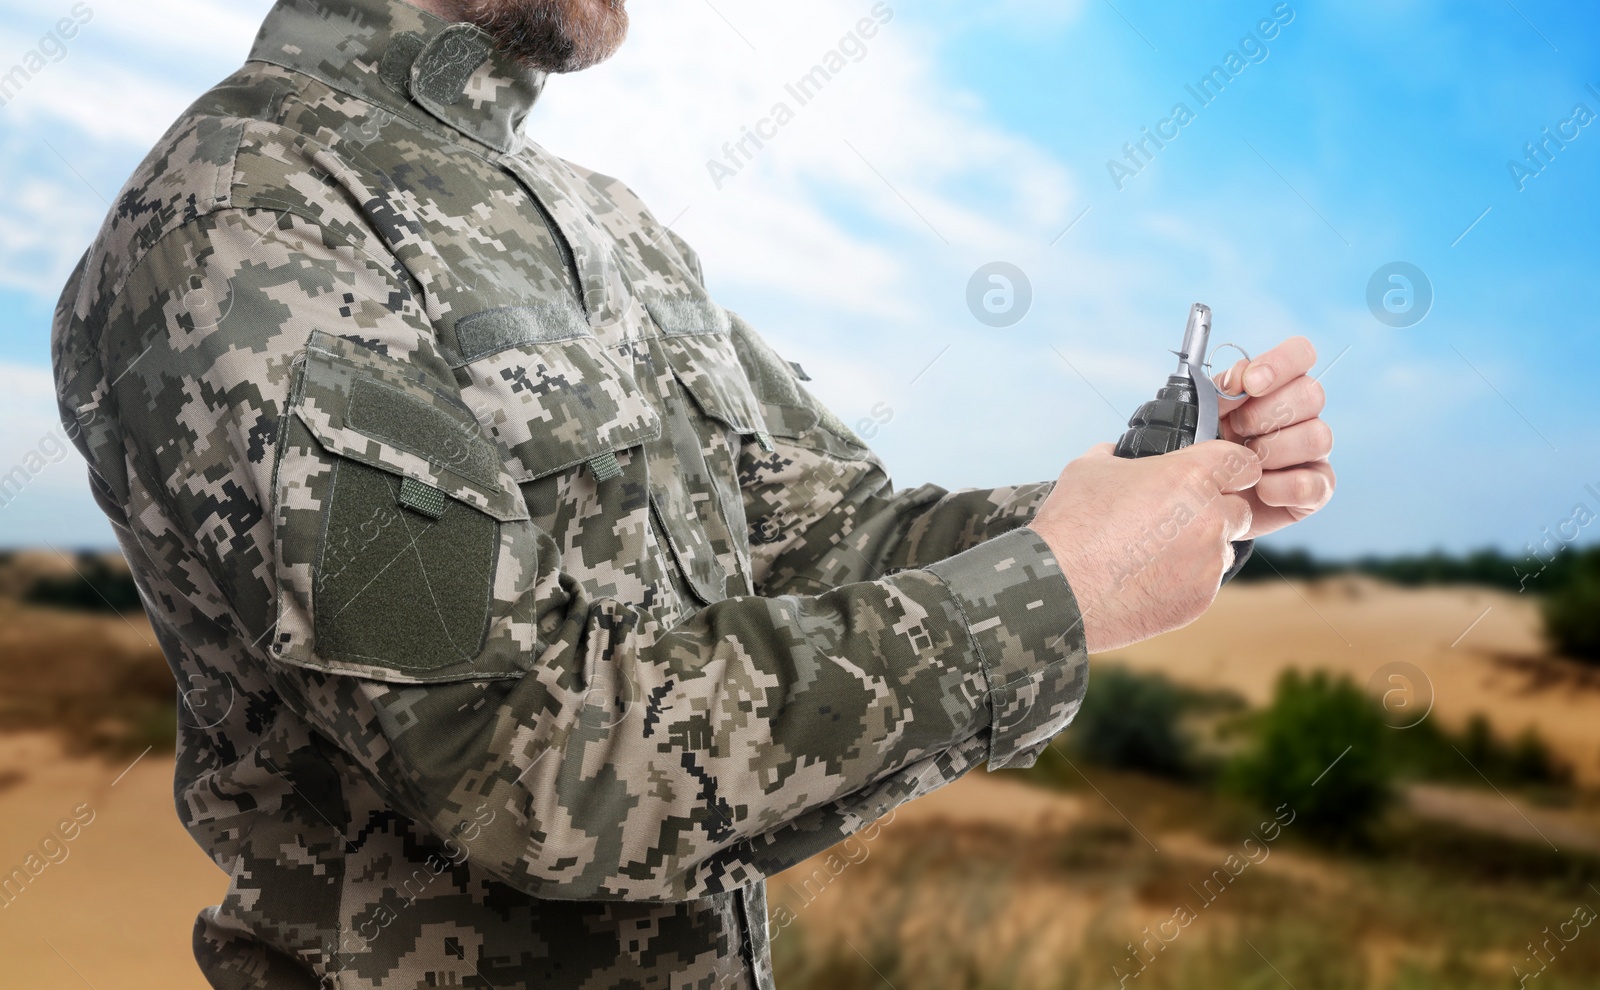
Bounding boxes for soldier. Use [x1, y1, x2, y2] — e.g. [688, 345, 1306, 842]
[51, 0, 1335, 987]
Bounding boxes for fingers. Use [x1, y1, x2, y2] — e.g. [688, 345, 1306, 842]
[1215, 357, 1250, 398]
[1252, 461, 1336, 512]
[1239, 494, 1301, 540]
[1245, 418, 1334, 470]
[1173, 439, 1262, 494]
[1240, 336, 1317, 397]
[1216, 336, 1319, 416]
[1229, 376, 1326, 438]
[1219, 493, 1253, 542]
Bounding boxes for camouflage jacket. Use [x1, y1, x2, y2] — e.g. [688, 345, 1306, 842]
[51, 0, 1088, 986]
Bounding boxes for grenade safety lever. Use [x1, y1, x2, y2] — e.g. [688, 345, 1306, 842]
[1113, 303, 1254, 584]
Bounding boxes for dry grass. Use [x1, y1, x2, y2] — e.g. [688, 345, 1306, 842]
[771, 771, 1600, 990]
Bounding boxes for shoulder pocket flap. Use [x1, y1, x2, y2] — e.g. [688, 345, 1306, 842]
[296, 333, 529, 522]
[644, 298, 731, 338]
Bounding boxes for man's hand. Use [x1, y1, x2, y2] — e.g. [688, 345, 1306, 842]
[1029, 440, 1262, 653]
[1215, 336, 1336, 539]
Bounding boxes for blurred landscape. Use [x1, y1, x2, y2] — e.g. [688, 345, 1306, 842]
[3, 546, 1600, 989]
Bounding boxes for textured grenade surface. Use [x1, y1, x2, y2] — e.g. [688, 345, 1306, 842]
[1114, 376, 1202, 459]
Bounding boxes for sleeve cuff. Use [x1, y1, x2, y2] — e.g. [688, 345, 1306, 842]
[924, 527, 1089, 770]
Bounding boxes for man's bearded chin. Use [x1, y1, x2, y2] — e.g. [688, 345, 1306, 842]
[461, 0, 628, 73]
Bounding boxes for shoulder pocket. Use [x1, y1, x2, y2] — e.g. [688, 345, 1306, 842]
[273, 331, 529, 683]
[717, 308, 869, 454]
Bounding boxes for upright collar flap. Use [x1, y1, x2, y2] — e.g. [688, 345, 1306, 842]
[249, 0, 546, 153]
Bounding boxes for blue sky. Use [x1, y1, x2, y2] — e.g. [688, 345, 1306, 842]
[0, 0, 1596, 560]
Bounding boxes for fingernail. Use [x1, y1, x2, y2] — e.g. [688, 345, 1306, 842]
[1244, 365, 1275, 394]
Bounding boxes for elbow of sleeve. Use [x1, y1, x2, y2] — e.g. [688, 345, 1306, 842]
[416, 785, 708, 903]
[397, 711, 726, 903]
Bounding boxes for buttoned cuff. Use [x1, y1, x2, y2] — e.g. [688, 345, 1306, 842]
[925, 527, 1089, 770]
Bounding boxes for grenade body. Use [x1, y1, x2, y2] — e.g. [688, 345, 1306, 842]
[1113, 307, 1254, 583]
[1114, 374, 1203, 459]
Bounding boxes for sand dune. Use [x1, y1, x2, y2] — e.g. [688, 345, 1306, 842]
[0, 734, 223, 989]
[1110, 577, 1600, 784]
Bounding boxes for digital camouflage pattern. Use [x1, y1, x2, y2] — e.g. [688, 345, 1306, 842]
[51, 0, 1089, 986]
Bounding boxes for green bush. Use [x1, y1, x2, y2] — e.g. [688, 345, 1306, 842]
[1005, 666, 1247, 789]
[1388, 712, 1569, 789]
[1507, 728, 1562, 784]
[1064, 666, 1195, 780]
[1463, 714, 1566, 786]
[1227, 670, 1394, 844]
[1542, 546, 1600, 663]
[23, 555, 144, 614]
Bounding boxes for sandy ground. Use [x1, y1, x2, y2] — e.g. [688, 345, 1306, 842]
[1405, 782, 1600, 854]
[0, 734, 224, 989]
[1109, 576, 1600, 784]
[2, 577, 1598, 986]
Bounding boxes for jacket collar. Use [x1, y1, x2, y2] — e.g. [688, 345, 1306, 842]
[248, 0, 546, 153]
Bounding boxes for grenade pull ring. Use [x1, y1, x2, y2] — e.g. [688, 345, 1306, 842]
[1205, 341, 1254, 402]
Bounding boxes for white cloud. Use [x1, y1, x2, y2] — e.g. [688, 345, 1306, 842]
[3, 51, 207, 146]
[523, 0, 1137, 493]
[0, 0, 270, 60]
[0, 0, 268, 144]
[531, 0, 1085, 314]
[0, 172, 105, 295]
[0, 1, 273, 301]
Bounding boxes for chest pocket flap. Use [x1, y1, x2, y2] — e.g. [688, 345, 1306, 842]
[452, 304, 663, 484]
[646, 299, 772, 442]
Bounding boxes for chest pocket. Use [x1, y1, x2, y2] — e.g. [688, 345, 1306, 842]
[645, 300, 771, 605]
[273, 331, 531, 683]
[450, 305, 662, 486]
[450, 304, 670, 613]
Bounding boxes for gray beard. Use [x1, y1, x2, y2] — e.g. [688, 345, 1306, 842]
[460, 0, 629, 73]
